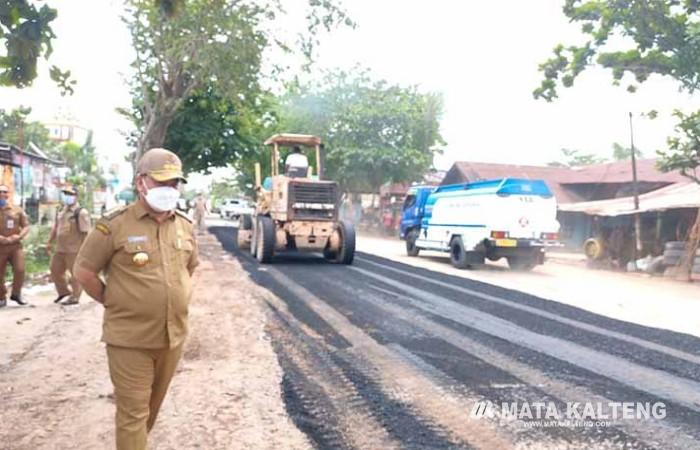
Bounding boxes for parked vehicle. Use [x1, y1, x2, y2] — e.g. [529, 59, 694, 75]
[400, 178, 560, 271]
[219, 198, 254, 220]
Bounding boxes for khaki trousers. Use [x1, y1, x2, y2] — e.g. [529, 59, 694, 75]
[106, 344, 184, 450]
[193, 213, 205, 232]
[50, 252, 81, 299]
[0, 248, 24, 299]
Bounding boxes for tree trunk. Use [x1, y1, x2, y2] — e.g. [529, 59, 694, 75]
[678, 207, 700, 281]
[134, 106, 178, 173]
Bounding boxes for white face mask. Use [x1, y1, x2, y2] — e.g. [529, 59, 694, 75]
[143, 184, 180, 212]
[63, 194, 76, 206]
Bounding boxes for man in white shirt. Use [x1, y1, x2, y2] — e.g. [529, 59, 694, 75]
[284, 146, 309, 177]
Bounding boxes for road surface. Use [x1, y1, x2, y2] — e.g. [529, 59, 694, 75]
[212, 226, 700, 450]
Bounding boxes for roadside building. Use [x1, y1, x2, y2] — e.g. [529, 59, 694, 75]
[0, 142, 65, 223]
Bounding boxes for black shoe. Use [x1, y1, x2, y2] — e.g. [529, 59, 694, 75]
[10, 295, 27, 306]
[0, 298, 6, 308]
[54, 294, 70, 304]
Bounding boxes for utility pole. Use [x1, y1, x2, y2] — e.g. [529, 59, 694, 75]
[18, 121, 25, 209]
[629, 112, 642, 265]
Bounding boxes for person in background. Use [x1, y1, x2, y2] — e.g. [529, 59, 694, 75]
[74, 148, 198, 450]
[192, 193, 208, 233]
[47, 185, 91, 305]
[0, 185, 29, 307]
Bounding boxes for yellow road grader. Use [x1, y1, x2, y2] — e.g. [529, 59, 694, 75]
[236, 134, 355, 264]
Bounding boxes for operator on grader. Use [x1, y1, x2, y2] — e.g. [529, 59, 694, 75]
[285, 146, 309, 177]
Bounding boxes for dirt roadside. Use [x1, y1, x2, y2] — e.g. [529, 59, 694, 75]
[0, 232, 311, 450]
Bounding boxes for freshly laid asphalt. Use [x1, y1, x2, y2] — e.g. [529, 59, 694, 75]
[212, 226, 700, 450]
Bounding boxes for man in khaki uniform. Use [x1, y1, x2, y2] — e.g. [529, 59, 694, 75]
[47, 185, 91, 305]
[192, 193, 208, 233]
[75, 149, 198, 450]
[0, 185, 29, 307]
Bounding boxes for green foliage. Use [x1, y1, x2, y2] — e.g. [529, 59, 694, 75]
[60, 133, 106, 211]
[612, 142, 643, 161]
[535, 1, 700, 102]
[0, 106, 57, 153]
[276, 68, 444, 193]
[0, 0, 56, 87]
[22, 224, 51, 276]
[164, 84, 273, 174]
[536, 0, 700, 185]
[548, 148, 607, 167]
[0, 1, 74, 94]
[209, 176, 241, 205]
[657, 110, 700, 183]
[123, 0, 353, 163]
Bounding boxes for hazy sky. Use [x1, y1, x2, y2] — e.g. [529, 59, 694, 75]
[1, 0, 698, 184]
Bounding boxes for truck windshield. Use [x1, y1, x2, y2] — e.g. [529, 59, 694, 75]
[402, 195, 416, 210]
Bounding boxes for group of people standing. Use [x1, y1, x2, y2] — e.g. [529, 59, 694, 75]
[0, 184, 87, 308]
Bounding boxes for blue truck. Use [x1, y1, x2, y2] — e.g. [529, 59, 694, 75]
[400, 179, 560, 270]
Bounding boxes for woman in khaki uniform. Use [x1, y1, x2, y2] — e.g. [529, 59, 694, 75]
[75, 149, 198, 450]
[47, 185, 91, 305]
[0, 185, 29, 307]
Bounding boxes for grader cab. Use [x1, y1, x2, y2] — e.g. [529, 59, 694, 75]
[237, 134, 355, 264]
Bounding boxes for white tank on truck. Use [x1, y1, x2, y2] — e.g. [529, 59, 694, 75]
[401, 178, 560, 270]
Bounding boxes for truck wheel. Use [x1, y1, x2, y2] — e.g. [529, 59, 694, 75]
[255, 215, 275, 263]
[406, 229, 420, 257]
[336, 221, 356, 265]
[507, 255, 537, 271]
[326, 221, 356, 264]
[241, 214, 253, 230]
[583, 238, 605, 260]
[250, 220, 257, 258]
[449, 237, 470, 269]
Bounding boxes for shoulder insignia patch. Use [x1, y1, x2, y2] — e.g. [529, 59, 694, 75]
[174, 210, 193, 223]
[95, 222, 111, 235]
[103, 205, 128, 220]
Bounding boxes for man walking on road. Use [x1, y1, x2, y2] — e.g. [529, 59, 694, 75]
[192, 193, 208, 233]
[75, 148, 198, 450]
[0, 184, 29, 307]
[47, 185, 91, 305]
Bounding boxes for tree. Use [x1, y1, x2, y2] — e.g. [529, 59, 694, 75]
[612, 142, 643, 161]
[276, 69, 444, 194]
[163, 83, 273, 174]
[123, 0, 353, 167]
[60, 133, 105, 212]
[536, 0, 700, 279]
[0, 1, 74, 94]
[0, 106, 57, 153]
[548, 148, 606, 167]
[209, 176, 241, 205]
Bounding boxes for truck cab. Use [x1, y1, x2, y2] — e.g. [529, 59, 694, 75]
[400, 185, 436, 239]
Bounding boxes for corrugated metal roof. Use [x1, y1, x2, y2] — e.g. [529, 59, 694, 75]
[443, 161, 582, 203]
[558, 182, 700, 216]
[563, 159, 687, 184]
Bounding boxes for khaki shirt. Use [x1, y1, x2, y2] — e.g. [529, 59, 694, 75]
[0, 205, 29, 253]
[55, 204, 91, 253]
[75, 201, 199, 349]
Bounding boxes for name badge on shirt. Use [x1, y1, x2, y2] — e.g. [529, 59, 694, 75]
[6, 219, 14, 229]
[128, 236, 148, 243]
